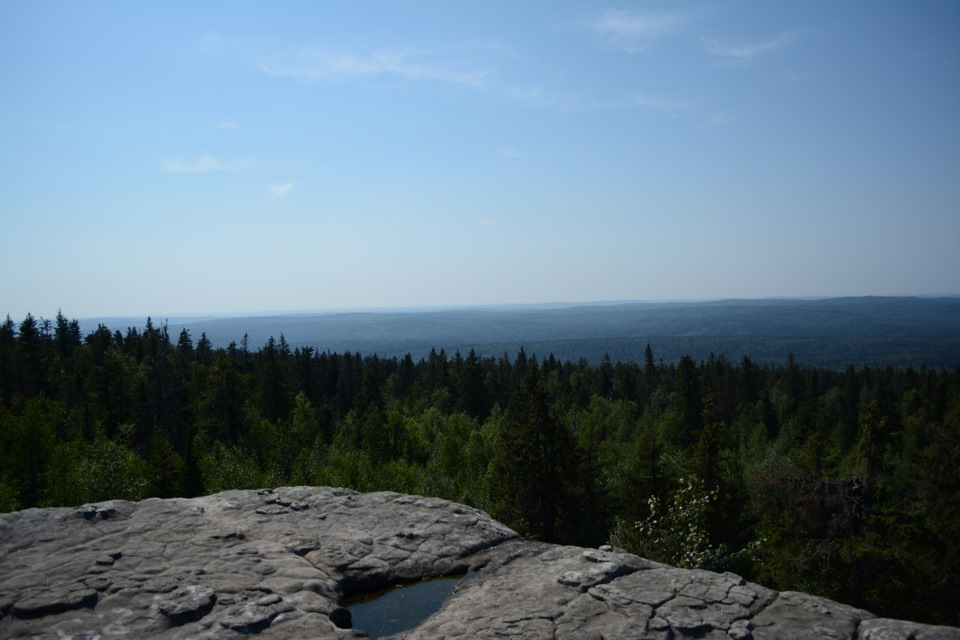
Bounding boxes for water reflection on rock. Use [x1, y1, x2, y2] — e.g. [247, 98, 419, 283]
[347, 572, 476, 639]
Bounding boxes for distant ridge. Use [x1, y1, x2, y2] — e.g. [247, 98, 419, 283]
[76, 297, 960, 369]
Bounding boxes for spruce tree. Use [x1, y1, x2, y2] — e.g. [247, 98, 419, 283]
[489, 359, 581, 542]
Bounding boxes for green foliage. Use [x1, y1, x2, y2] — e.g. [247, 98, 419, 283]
[147, 432, 185, 498]
[45, 432, 150, 505]
[610, 477, 725, 569]
[0, 477, 20, 512]
[200, 442, 266, 493]
[0, 309, 958, 625]
[487, 361, 584, 542]
[1, 396, 60, 507]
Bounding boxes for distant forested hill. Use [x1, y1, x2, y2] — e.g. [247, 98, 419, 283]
[4, 304, 960, 624]
[81, 296, 960, 368]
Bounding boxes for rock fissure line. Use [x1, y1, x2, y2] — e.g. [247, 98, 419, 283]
[1, 488, 958, 640]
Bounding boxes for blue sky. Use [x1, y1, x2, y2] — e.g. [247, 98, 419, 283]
[2, 1, 958, 319]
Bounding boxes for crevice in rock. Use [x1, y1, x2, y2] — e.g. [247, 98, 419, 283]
[4, 488, 954, 640]
[329, 606, 352, 629]
[11, 588, 98, 619]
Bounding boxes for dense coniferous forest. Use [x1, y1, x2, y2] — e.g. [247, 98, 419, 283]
[1, 311, 958, 625]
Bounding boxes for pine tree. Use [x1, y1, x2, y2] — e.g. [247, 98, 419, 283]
[488, 359, 582, 542]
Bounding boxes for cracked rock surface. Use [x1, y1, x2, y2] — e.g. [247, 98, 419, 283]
[1, 488, 958, 639]
[401, 540, 960, 640]
[0, 487, 515, 639]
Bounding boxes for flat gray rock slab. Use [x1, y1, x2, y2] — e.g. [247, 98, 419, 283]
[0, 487, 516, 639]
[1, 488, 957, 639]
[400, 540, 960, 640]
[398, 540, 960, 640]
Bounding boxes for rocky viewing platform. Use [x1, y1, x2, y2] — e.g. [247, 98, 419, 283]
[1, 487, 957, 639]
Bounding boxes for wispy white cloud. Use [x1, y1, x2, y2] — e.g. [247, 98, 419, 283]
[250, 37, 613, 112]
[261, 48, 492, 89]
[162, 155, 254, 173]
[632, 92, 686, 116]
[163, 155, 222, 174]
[502, 85, 567, 108]
[702, 30, 808, 60]
[256, 38, 651, 113]
[268, 182, 294, 198]
[594, 9, 696, 53]
[216, 120, 239, 130]
[501, 85, 612, 112]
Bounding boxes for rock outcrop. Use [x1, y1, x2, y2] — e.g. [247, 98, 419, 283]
[0, 487, 956, 639]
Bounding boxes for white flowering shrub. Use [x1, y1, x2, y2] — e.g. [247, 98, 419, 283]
[609, 477, 726, 569]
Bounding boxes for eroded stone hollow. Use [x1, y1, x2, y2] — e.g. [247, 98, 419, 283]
[347, 572, 476, 638]
[0, 487, 958, 639]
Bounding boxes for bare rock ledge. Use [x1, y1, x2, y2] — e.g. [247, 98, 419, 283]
[0, 487, 956, 639]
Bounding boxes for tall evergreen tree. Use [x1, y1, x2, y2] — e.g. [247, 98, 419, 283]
[489, 359, 581, 542]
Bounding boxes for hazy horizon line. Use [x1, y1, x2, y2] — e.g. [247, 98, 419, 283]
[59, 293, 960, 324]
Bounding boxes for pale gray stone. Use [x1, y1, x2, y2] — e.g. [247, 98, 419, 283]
[1, 487, 958, 639]
[859, 617, 960, 640]
[0, 487, 517, 638]
[159, 585, 217, 623]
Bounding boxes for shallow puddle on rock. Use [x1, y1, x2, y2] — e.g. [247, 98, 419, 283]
[347, 571, 476, 639]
